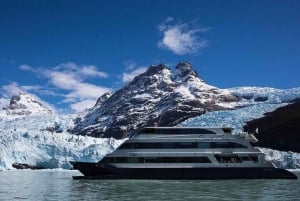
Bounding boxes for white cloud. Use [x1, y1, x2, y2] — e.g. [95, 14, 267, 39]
[19, 62, 110, 113]
[122, 68, 147, 83]
[47, 71, 79, 90]
[80, 66, 108, 78]
[2, 82, 24, 97]
[19, 64, 34, 71]
[65, 83, 109, 102]
[52, 62, 108, 78]
[70, 99, 97, 113]
[157, 18, 209, 55]
[122, 62, 147, 83]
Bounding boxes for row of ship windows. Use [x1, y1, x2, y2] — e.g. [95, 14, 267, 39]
[118, 142, 248, 149]
[140, 128, 216, 134]
[101, 155, 259, 164]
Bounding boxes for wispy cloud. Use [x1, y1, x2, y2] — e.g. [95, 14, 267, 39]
[0, 82, 22, 109]
[52, 62, 108, 78]
[157, 18, 209, 55]
[122, 61, 147, 83]
[70, 99, 97, 113]
[19, 64, 34, 71]
[1, 82, 24, 97]
[19, 62, 110, 113]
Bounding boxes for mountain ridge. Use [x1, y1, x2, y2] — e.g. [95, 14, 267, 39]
[72, 62, 239, 138]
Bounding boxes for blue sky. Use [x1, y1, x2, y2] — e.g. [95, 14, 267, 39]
[1, 0, 300, 113]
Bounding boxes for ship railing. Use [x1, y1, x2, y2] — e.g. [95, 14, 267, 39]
[238, 132, 249, 138]
[237, 132, 258, 141]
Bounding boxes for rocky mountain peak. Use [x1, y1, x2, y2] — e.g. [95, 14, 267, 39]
[141, 64, 169, 77]
[95, 92, 112, 106]
[10, 95, 21, 107]
[72, 62, 239, 139]
[175, 61, 197, 77]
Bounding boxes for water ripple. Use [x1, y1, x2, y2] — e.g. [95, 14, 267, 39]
[0, 170, 299, 201]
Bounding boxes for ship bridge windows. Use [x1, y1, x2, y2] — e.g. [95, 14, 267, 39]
[118, 142, 247, 149]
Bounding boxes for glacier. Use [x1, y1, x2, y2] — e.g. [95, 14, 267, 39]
[0, 86, 300, 170]
[0, 115, 125, 170]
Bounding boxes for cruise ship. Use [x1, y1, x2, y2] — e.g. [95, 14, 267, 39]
[71, 127, 297, 179]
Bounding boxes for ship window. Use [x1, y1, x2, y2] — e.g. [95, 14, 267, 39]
[161, 143, 175, 148]
[115, 157, 127, 163]
[104, 157, 212, 163]
[198, 142, 210, 148]
[176, 142, 198, 148]
[145, 157, 211, 163]
[141, 128, 155, 134]
[102, 157, 143, 163]
[232, 143, 247, 148]
[211, 142, 247, 148]
[144, 157, 161, 163]
[139, 128, 216, 134]
[143, 157, 211, 163]
[240, 156, 251, 161]
[214, 155, 242, 163]
[249, 156, 259, 163]
[181, 157, 194, 163]
[193, 157, 211, 163]
[100, 157, 112, 163]
[118, 143, 135, 149]
[126, 157, 140, 163]
[119, 142, 199, 149]
[118, 142, 247, 149]
[135, 143, 158, 149]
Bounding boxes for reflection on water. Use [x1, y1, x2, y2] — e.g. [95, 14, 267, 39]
[0, 170, 299, 201]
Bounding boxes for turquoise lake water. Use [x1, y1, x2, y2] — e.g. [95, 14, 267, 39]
[0, 170, 299, 201]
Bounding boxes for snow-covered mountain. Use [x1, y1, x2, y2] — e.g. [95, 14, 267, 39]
[0, 93, 52, 121]
[0, 62, 300, 170]
[72, 62, 239, 138]
[0, 87, 300, 170]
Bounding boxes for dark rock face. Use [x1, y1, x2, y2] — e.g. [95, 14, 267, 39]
[9, 95, 21, 108]
[72, 62, 239, 138]
[244, 103, 300, 152]
[95, 92, 112, 106]
[12, 163, 41, 170]
[254, 97, 268, 102]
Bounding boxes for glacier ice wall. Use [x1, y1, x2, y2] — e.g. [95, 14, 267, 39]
[0, 115, 124, 170]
